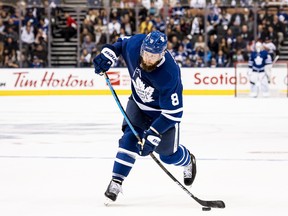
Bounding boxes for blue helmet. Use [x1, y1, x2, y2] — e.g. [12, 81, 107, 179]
[141, 31, 168, 54]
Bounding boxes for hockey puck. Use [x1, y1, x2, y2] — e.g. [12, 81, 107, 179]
[202, 207, 211, 211]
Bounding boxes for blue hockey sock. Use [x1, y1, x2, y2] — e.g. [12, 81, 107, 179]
[159, 145, 191, 166]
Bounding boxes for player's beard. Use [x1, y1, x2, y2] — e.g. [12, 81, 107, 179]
[140, 56, 161, 72]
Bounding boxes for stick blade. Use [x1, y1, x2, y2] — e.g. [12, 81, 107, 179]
[196, 198, 226, 208]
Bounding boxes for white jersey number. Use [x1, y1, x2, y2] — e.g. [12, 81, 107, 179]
[171, 93, 179, 106]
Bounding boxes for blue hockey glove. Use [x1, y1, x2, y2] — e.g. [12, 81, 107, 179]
[93, 44, 118, 75]
[138, 127, 161, 156]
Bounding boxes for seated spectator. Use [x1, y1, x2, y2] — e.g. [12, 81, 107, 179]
[210, 57, 217, 68]
[0, 18, 5, 34]
[190, 0, 206, 8]
[61, 12, 77, 42]
[80, 48, 92, 67]
[240, 24, 253, 44]
[108, 17, 121, 35]
[20, 22, 35, 60]
[234, 49, 245, 63]
[174, 44, 188, 67]
[263, 37, 277, 60]
[194, 35, 205, 50]
[80, 27, 94, 44]
[30, 56, 44, 68]
[215, 50, 228, 67]
[32, 44, 47, 67]
[121, 13, 135, 35]
[139, 16, 153, 34]
[0, 41, 4, 66]
[194, 55, 205, 67]
[81, 35, 96, 55]
[152, 15, 165, 33]
[233, 35, 248, 60]
[94, 27, 107, 50]
[207, 34, 219, 57]
[3, 53, 18, 68]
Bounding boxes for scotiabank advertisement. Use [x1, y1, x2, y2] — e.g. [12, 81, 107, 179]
[0, 68, 286, 96]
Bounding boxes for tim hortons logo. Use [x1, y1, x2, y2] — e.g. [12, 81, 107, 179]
[107, 71, 120, 85]
[13, 71, 94, 88]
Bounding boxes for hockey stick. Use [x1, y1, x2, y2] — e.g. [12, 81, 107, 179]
[103, 72, 225, 209]
[273, 55, 279, 66]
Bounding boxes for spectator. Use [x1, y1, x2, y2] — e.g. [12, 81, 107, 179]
[32, 44, 47, 67]
[0, 18, 5, 34]
[3, 53, 18, 68]
[229, 8, 245, 36]
[207, 34, 219, 57]
[108, 17, 121, 35]
[80, 48, 92, 67]
[215, 50, 228, 67]
[263, 37, 277, 60]
[194, 35, 205, 50]
[30, 55, 43, 68]
[271, 14, 286, 46]
[194, 55, 205, 67]
[80, 27, 94, 44]
[61, 12, 77, 42]
[233, 35, 248, 60]
[20, 22, 35, 60]
[190, 14, 204, 36]
[94, 27, 107, 50]
[256, 24, 267, 42]
[139, 16, 153, 34]
[81, 35, 96, 55]
[151, 15, 165, 33]
[240, 24, 253, 45]
[121, 13, 135, 35]
[174, 44, 188, 67]
[190, 0, 206, 8]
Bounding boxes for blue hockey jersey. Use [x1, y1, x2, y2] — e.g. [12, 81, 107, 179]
[248, 50, 272, 72]
[111, 34, 183, 134]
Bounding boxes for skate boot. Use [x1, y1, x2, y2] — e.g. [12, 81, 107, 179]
[104, 179, 123, 204]
[184, 153, 197, 186]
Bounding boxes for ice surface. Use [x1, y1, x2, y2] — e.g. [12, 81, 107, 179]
[0, 96, 288, 216]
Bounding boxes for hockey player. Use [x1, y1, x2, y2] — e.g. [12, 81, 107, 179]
[248, 41, 272, 97]
[93, 30, 197, 204]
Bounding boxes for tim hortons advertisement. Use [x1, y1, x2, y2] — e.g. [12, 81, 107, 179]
[1, 67, 285, 96]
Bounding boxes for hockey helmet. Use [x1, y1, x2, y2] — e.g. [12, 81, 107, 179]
[141, 30, 168, 55]
[255, 41, 263, 53]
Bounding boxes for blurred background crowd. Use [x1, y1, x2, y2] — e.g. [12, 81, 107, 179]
[0, 0, 287, 68]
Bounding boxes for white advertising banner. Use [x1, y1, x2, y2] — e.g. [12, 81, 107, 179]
[0, 67, 257, 96]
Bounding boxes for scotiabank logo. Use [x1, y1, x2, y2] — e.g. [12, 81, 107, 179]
[107, 71, 120, 86]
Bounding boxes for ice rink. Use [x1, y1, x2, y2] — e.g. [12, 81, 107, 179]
[0, 95, 288, 216]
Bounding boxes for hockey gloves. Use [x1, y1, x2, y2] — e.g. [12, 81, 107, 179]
[93, 44, 118, 75]
[138, 127, 162, 156]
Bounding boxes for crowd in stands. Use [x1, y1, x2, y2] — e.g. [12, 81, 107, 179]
[0, 2, 49, 68]
[1, 0, 288, 68]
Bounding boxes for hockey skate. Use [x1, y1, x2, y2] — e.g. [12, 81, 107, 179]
[183, 153, 197, 186]
[104, 179, 123, 205]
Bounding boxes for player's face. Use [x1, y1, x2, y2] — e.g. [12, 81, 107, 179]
[140, 51, 162, 72]
[142, 51, 162, 66]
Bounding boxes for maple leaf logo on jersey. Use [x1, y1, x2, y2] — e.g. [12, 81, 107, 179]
[255, 56, 263, 65]
[132, 77, 155, 103]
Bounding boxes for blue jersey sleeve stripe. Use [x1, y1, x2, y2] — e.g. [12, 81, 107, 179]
[133, 96, 183, 115]
[162, 113, 182, 122]
[162, 107, 183, 114]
